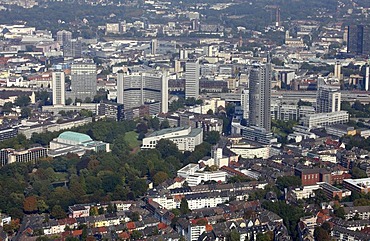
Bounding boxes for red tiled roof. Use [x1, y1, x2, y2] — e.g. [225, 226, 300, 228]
[158, 222, 167, 230]
[126, 222, 136, 230]
[72, 230, 83, 236]
[118, 231, 130, 239]
[95, 227, 108, 233]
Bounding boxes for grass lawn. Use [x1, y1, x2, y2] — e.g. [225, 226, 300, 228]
[124, 131, 141, 149]
[53, 172, 68, 182]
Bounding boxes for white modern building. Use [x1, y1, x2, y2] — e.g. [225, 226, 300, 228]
[141, 126, 203, 152]
[228, 143, 271, 159]
[316, 86, 341, 113]
[52, 71, 65, 106]
[301, 111, 349, 128]
[177, 163, 227, 186]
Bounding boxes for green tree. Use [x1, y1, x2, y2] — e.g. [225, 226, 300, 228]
[14, 95, 31, 107]
[180, 198, 190, 215]
[2, 102, 14, 112]
[149, 117, 160, 130]
[334, 206, 345, 219]
[153, 171, 169, 186]
[51, 205, 67, 219]
[128, 211, 140, 222]
[21, 107, 32, 118]
[156, 139, 181, 159]
[276, 176, 301, 190]
[351, 167, 367, 179]
[131, 230, 142, 240]
[160, 119, 170, 129]
[37, 199, 49, 213]
[204, 131, 220, 145]
[313, 227, 330, 241]
[256, 231, 274, 241]
[227, 229, 240, 241]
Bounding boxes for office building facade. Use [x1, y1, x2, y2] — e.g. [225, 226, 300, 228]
[249, 63, 272, 131]
[185, 59, 200, 99]
[316, 86, 341, 113]
[63, 39, 82, 58]
[347, 25, 370, 56]
[56, 30, 72, 46]
[117, 70, 168, 114]
[52, 71, 65, 105]
[69, 62, 97, 102]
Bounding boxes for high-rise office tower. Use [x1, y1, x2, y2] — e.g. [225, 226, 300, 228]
[117, 69, 168, 114]
[70, 62, 97, 102]
[316, 86, 341, 113]
[151, 39, 158, 56]
[52, 71, 65, 106]
[161, 71, 169, 113]
[249, 63, 272, 131]
[185, 59, 200, 99]
[334, 62, 342, 80]
[347, 25, 370, 55]
[365, 65, 370, 91]
[63, 39, 82, 58]
[241, 89, 249, 121]
[56, 30, 72, 46]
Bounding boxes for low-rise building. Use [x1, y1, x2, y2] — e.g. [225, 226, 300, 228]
[0, 146, 47, 166]
[142, 126, 203, 152]
[343, 178, 370, 194]
[300, 111, 349, 128]
[343, 206, 370, 221]
[69, 205, 90, 218]
[48, 131, 110, 157]
[228, 142, 270, 159]
[325, 124, 356, 138]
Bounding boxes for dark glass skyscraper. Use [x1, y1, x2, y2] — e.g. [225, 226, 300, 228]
[347, 25, 370, 56]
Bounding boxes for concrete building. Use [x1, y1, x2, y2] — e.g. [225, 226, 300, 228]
[343, 178, 370, 194]
[106, 23, 120, 34]
[249, 63, 272, 131]
[0, 128, 18, 142]
[56, 30, 72, 46]
[366, 65, 370, 91]
[117, 70, 168, 114]
[98, 102, 124, 121]
[1, 147, 47, 166]
[325, 124, 356, 138]
[69, 62, 97, 102]
[185, 59, 200, 99]
[238, 125, 277, 145]
[301, 111, 349, 128]
[177, 164, 227, 186]
[63, 39, 82, 58]
[316, 86, 341, 113]
[48, 131, 110, 157]
[228, 142, 271, 159]
[52, 71, 65, 106]
[241, 89, 249, 120]
[141, 126, 203, 152]
[334, 62, 342, 80]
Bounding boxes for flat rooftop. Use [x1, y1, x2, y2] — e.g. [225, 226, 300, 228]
[344, 178, 370, 189]
[147, 126, 188, 137]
